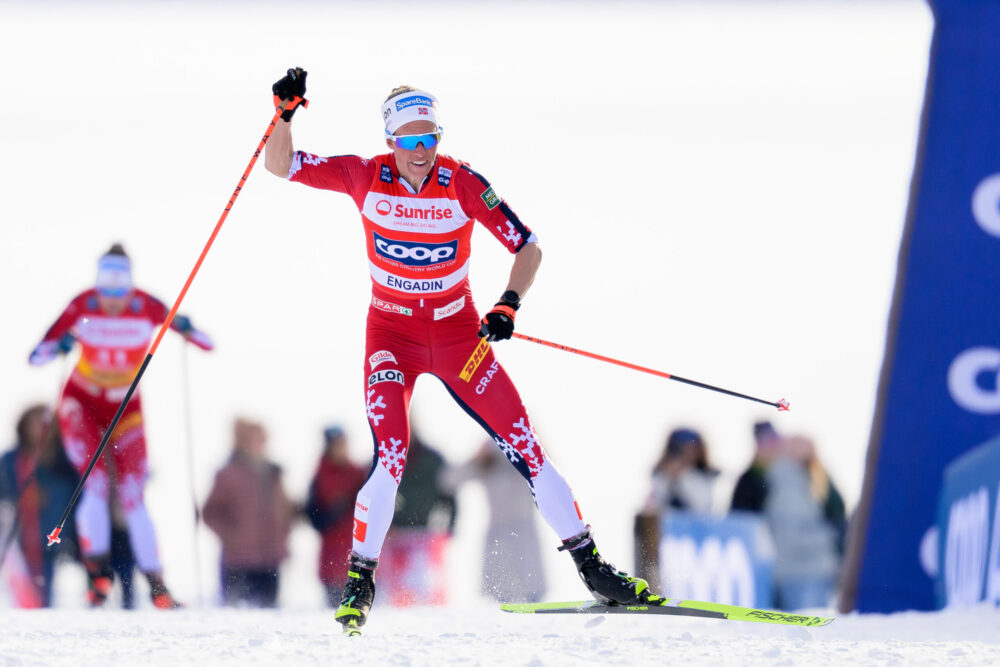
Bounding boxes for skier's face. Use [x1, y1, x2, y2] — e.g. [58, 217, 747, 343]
[97, 292, 131, 316]
[387, 120, 439, 190]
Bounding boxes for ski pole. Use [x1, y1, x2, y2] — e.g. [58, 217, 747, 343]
[509, 332, 789, 411]
[46, 101, 293, 548]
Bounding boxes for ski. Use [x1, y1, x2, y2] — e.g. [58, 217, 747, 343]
[501, 599, 834, 627]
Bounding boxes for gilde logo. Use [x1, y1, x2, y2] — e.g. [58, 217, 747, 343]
[947, 347, 1000, 413]
[972, 174, 1000, 238]
[373, 231, 457, 267]
[376, 200, 392, 216]
[369, 350, 397, 370]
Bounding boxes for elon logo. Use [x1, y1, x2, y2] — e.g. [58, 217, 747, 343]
[375, 200, 392, 216]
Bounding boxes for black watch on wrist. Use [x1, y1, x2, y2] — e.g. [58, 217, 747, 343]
[499, 290, 521, 310]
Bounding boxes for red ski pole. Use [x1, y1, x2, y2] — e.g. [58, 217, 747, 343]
[46, 100, 295, 548]
[510, 332, 789, 411]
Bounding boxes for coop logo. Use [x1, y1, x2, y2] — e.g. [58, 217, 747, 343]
[373, 231, 457, 267]
[369, 350, 397, 370]
[947, 347, 1000, 414]
[972, 173, 1000, 238]
[375, 200, 392, 216]
[368, 369, 404, 387]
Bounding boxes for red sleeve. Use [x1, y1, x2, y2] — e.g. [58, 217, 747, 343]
[454, 164, 535, 253]
[28, 293, 87, 365]
[288, 152, 376, 209]
[36, 295, 85, 345]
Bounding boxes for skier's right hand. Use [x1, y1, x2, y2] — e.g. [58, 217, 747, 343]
[272, 67, 309, 121]
[57, 332, 76, 354]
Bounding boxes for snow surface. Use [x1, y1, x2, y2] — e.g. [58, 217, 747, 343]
[0, 1, 964, 664]
[4, 604, 1000, 666]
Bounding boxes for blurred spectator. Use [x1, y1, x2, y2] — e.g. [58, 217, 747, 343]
[305, 425, 367, 607]
[444, 440, 547, 603]
[378, 430, 457, 606]
[203, 418, 294, 607]
[730, 421, 783, 512]
[641, 427, 719, 516]
[730, 423, 846, 610]
[0, 405, 81, 607]
[391, 431, 456, 532]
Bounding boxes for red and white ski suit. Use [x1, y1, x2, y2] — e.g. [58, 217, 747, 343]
[289, 151, 586, 558]
[29, 289, 212, 570]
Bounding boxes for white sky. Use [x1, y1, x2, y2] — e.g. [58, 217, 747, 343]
[0, 1, 933, 604]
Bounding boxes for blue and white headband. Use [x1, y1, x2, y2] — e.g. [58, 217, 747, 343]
[381, 90, 441, 135]
[95, 254, 133, 296]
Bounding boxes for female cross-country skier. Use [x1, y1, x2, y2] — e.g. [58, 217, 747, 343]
[28, 243, 213, 608]
[265, 68, 665, 633]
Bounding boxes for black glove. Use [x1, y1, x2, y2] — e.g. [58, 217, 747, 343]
[57, 332, 76, 354]
[478, 290, 521, 342]
[272, 67, 309, 121]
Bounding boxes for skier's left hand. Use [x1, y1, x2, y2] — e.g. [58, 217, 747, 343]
[478, 297, 519, 342]
[271, 67, 309, 121]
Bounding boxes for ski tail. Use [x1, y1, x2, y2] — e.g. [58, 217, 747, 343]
[501, 599, 834, 627]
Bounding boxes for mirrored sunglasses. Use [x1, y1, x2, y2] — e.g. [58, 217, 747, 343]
[387, 130, 443, 150]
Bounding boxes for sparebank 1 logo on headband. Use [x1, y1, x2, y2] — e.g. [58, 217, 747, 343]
[972, 173, 1000, 238]
[395, 95, 434, 112]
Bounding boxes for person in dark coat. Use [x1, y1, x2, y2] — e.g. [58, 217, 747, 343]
[306, 425, 368, 607]
[0, 405, 81, 607]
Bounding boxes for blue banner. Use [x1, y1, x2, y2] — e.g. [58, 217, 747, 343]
[846, 0, 1000, 612]
[661, 512, 775, 609]
[935, 437, 1000, 607]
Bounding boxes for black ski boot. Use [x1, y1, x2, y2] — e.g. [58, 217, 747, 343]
[335, 552, 378, 636]
[560, 527, 663, 606]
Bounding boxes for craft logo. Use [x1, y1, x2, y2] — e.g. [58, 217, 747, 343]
[380, 164, 393, 183]
[375, 199, 392, 216]
[395, 95, 434, 111]
[481, 186, 500, 210]
[371, 296, 413, 316]
[374, 231, 457, 267]
[475, 360, 500, 395]
[368, 369, 405, 387]
[369, 350, 397, 370]
[434, 295, 465, 320]
[460, 337, 491, 382]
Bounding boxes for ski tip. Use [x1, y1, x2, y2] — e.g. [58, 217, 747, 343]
[776, 398, 790, 412]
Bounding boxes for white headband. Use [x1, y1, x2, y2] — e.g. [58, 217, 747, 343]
[96, 254, 133, 295]
[381, 90, 441, 135]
